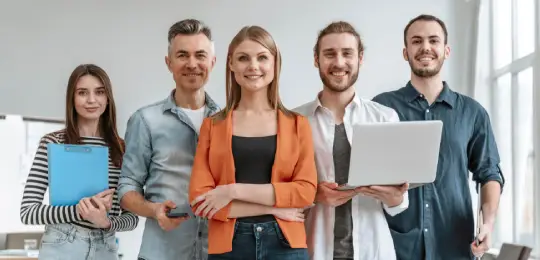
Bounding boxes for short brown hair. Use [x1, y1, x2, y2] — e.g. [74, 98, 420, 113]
[168, 19, 212, 52]
[404, 14, 448, 46]
[314, 21, 364, 55]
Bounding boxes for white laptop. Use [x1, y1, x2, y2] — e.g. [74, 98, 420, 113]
[337, 120, 443, 190]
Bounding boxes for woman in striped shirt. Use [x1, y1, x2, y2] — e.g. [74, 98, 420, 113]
[20, 64, 138, 260]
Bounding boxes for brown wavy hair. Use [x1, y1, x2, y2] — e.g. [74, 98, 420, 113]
[64, 64, 124, 167]
[213, 25, 294, 121]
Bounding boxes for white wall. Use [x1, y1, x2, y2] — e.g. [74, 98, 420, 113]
[0, 1, 469, 259]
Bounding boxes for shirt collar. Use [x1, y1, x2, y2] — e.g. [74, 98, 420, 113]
[401, 80, 455, 108]
[306, 90, 362, 116]
[162, 89, 220, 113]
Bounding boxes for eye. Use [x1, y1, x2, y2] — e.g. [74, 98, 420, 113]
[238, 55, 249, 61]
[96, 89, 106, 95]
[77, 90, 87, 96]
[258, 55, 268, 61]
[196, 54, 207, 59]
[323, 53, 335, 58]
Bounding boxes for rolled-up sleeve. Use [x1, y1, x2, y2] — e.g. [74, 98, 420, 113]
[118, 111, 152, 201]
[383, 190, 409, 216]
[189, 118, 232, 222]
[468, 108, 505, 191]
[272, 116, 318, 208]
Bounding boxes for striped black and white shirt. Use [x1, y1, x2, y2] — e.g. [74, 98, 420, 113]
[20, 130, 139, 231]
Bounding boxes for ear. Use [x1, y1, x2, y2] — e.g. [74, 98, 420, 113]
[228, 56, 235, 72]
[402, 48, 408, 61]
[210, 55, 217, 69]
[358, 51, 364, 66]
[313, 53, 319, 68]
[444, 45, 451, 59]
[165, 55, 172, 72]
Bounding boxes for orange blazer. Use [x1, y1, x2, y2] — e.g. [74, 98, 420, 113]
[188, 109, 318, 254]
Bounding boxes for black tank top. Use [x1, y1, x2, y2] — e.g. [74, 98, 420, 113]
[232, 135, 277, 223]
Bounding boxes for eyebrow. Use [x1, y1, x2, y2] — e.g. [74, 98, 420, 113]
[322, 47, 355, 53]
[411, 35, 441, 40]
[235, 51, 270, 56]
[175, 49, 209, 55]
[77, 86, 105, 91]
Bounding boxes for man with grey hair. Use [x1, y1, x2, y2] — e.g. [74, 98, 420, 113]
[118, 18, 219, 260]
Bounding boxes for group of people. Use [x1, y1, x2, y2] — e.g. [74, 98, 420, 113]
[19, 13, 504, 260]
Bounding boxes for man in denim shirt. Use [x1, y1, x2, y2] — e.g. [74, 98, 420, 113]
[118, 19, 220, 260]
[372, 14, 504, 259]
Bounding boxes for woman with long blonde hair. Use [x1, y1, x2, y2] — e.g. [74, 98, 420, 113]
[189, 26, 317, 259]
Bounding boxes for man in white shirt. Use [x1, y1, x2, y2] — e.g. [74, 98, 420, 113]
[294, 21, 409, 260]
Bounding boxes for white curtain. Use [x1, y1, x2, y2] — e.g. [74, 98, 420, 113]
[461, 0, 483, 99]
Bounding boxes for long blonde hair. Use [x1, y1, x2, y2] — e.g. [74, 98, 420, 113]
[213, 25, 294, 121]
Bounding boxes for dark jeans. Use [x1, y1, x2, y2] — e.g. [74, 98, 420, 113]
[208, 221, 308, 260]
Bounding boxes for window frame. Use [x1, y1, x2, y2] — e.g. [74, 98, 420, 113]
[487, 0, 539, 254]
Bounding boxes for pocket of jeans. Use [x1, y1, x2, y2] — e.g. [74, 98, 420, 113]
[105, 236, 118, 252]
[273, 224, 291, 248]
[41, 226, 69, 246]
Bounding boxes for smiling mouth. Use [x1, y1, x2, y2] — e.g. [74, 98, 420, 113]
[330, 71, 348, 77]
[183, 73, 202, 77]
[86, 107, 99, 112]
[416, 56, 435, 62]
[245, 75, 263, 79]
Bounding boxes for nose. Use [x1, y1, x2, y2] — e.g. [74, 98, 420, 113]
[87, 92, 97, 103]
[334, 54, 346, 67]
[186, 56, 197, 69]
[420, 42, 432, 53]
[247, 58, 259, 71]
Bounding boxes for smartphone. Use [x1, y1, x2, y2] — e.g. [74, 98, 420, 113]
[166, 208, 190, 218]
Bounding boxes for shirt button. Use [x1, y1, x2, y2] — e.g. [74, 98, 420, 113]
[256, 226, 263, 232]
[424, 228, 428, 232]
[426, 109, 430, 113]
[425, 204, 429, 208]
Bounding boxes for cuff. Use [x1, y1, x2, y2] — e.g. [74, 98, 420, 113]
[117, 178, 144, 202]
[104, 216, 115, 232]
[383, 192, 409, 216]
[271, 182, 291, 208]
[211, 203, 232, 222]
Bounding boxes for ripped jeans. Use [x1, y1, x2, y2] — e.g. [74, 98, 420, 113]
[38, 223, 118, 260]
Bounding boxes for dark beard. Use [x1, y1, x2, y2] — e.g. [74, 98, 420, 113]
[319, 68, 359, 93]
[408, 54, 444, 78]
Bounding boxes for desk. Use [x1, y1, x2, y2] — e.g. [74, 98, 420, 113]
[0, 250, 38, 260]
[0, 257, 37, 260]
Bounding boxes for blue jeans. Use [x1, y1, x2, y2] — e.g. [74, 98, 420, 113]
[38, 223, 118, 260]
[208, 221, 308, 260]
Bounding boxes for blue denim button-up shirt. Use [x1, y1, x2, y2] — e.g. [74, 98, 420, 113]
[372, 81, 505, 260]
[118, 90, 220, 260]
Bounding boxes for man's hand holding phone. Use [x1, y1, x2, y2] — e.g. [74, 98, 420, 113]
[153, 200, 189, 231]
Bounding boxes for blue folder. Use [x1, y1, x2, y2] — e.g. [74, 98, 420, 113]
[47, 143, 110, 206]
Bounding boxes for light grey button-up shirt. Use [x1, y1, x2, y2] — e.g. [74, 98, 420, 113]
[118, 90, 220, 260]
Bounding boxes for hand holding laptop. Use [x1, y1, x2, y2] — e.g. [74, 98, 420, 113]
[315, 182, 358, 207]
[355, 182, 409, 207]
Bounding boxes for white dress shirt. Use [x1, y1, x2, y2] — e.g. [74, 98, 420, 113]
[294, 92, 409, 260]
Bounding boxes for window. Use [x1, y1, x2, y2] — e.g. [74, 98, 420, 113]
[0, 115, 63, 233]
[487, 0, 538, 254]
